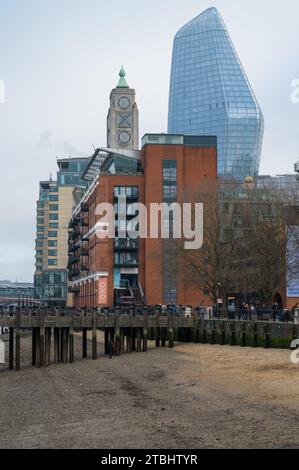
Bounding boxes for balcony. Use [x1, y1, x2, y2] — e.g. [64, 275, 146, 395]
[80, 247, 89, 256]
[114, 238, 139, 250]
[68, 286, 79, 294]
[68, 255, 80, 266]
[68, 268, 80, 281]
[80, 218, 89, 227]
[81, 203, 89, 212]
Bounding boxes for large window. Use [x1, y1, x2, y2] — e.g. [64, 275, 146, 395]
[48, 240, 57, 247]
[162, 159, 177, 304]
[49, 213, 58, 220]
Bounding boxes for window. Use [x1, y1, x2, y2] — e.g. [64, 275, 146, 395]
[49, 204, 59, 211]
[114, 186, 138, 198]
[49, 213, 58, 220]
[48, 249, 57, 256]
[37, 210, 44, 217]
[48, 231, 57, 238]
[36, 250, 43, 255]
[49, 222, 58, 229]
[36, 241, 43, 247]
[114, 252, 138, 265]
[37, 234, 44, 240]
[37, 202, 44, 208]
[48, 259, 57, 266]
[37, 218, 44, 225]
[49, 195, 58, 201]
[162, 160, 177, 304]
[36, 226, 44, 233]
[48, 240, 57, 247]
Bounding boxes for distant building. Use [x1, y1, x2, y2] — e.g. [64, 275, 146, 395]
[34, 157, 89, 306]
[257, 163, 299, 202]
[0, 280, 34, 305]
[168, 7, 264, 181]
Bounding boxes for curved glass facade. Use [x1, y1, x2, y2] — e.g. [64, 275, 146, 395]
[168, 7, 264, 180]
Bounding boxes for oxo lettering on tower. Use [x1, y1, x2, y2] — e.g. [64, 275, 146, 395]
[168, 7, 264, 181]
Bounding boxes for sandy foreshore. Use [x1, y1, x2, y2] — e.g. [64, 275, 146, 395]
[0, 332, 298, 449]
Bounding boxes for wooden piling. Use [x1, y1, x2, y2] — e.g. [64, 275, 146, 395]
[104, 329, 109, 355]
[131, 328, 136, 351]
[168, 327, 174, 348]
[211, 322, 216, 344]
[136, 328, 142, 352]
[15, 310, 21, 371]
[120, 328, 125, 354]
[9, 327, 14, 370]
[36, 328, 41, 366]
[69, 327, 74, 363]
[32, 328, 37, 366]
[155, 327, 160, 347]
[264, 324, 270, 349]
[54, 328, 60, 363]
[92, 314, 97, 360]
[241, 323, 247, 347]
[230, 322, 236, 346]
[220, 322, 225, 345]
[45, 327, 51, 366]
[82, 328, 87, 358]
[62, 328, 69, 363]
[143, 327, 148, 352]
[39, 319, 46, 367]
[127, 328, 132, 353]
[161, 328, 166, 347]
[253, 322, 258, 347]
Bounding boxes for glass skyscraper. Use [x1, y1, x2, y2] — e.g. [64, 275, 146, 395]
[168, 7, 264, 180]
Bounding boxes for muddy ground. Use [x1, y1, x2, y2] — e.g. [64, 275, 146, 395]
[0, 332, 298, 449]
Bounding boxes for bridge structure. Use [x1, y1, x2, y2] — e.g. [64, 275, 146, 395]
[0, 308, 298, 371]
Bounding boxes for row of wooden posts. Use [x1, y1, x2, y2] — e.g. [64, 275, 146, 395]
[3, 311, 297, 371]
[7, 324, 178, 371]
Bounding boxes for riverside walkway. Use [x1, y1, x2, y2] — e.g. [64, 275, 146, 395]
[0, 307, 297, 371]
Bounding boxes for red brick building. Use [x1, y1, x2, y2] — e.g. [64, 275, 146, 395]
[68, 134, 217, 308]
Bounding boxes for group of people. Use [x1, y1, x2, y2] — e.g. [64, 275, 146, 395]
[225, 302, 299, 322]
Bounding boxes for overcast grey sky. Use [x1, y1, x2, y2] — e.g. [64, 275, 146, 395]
[0, 0, 298, 281]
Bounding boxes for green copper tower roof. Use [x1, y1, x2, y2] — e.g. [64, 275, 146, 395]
[116, 65, 129, 88]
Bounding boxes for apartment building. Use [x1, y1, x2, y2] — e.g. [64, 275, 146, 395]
[34, 157, 89, 305]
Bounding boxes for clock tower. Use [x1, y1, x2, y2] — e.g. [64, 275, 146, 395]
[107, 66, 139, 150]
